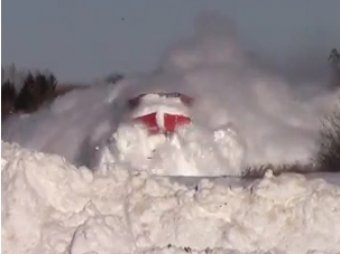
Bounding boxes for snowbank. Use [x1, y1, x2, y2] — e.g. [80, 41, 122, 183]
[2, 141, 340, 254]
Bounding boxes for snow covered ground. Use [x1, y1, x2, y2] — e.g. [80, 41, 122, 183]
[2, 141, 340, 254]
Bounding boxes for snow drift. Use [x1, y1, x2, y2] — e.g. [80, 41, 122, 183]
[2, 14, 338, 176]
[2, 141, 340, 254]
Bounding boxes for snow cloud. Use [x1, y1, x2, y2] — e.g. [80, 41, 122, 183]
[2, 13, 338, 170]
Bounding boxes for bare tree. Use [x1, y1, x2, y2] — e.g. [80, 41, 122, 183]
[1, 81, 17, 119]
[329, 48, 340, 88]
[317, 106, 340, 172]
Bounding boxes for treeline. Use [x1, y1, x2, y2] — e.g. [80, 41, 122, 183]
[2, 71, 58, 119]
[1, 66, 125, 120]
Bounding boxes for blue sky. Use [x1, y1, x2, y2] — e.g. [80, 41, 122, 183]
[2, 0, 340, 82]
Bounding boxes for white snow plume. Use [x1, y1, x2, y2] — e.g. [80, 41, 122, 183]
[2, 81, 130, 168]
[122, 13, 338, 167]
[2, 13, 339, 172]
[3, 141, 340, 254]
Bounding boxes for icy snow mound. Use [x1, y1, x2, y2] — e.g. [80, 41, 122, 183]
[2, 142, 340, 254]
